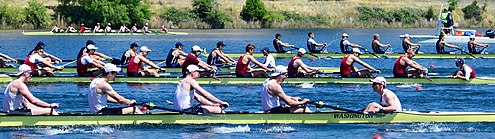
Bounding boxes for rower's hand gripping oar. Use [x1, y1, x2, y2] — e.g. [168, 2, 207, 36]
[309, 101, 369, 115]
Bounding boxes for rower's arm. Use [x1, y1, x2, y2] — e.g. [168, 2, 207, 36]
[295, 59, 314, 73]
[19, 84, 52, 108]
[349, 43, 362, 48]
[217, 51, 234, 63]
[374, 40, 389, 48]
[404, 58, 426, 71]
[353, 57, 378, 71]
[91, 60, 105, 69]
[197, 59, 214, 70]
[102, 83, 134, 105]
[472, 42, 488, 48]
[0, 53, 16, 61]
[178, 51, 189, 57]
[193, 93, 214, 106]
[443, 42, 458, 48]
[43, 52, 62, 62]
[270, 83, 308, 106]
[40, 59, 58, 68]
[94, 52, 112, 60]
[191, 81, 223, 104]
[405, 39, 419, 46]
[248, 56, 270, 71]
[140, 57, 161, 69]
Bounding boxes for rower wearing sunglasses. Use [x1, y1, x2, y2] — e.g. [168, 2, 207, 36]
[393, 48, 428, 78]
[364, 77, 402, 113]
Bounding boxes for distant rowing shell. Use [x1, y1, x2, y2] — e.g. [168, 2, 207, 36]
[21, 31, 189, 36]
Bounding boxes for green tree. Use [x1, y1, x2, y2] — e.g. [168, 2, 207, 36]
[424, 6, 435, 21]
[462, 0, 484, 22]
[240, 0, 267, 22]
[448, 0, 459, 11]
[192, 0, 231, 28]
[25, 0, 50, 28]
[160, 7, 198, 25]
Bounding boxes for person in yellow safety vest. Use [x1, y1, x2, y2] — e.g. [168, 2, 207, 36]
[441, 9, 454, 35]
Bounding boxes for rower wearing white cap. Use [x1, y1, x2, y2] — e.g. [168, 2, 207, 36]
[127, 46, 166, 77]
[24, 45, 63, 77]
[93, 23, 103, 33]
[88, 64, 142, 115]
[287, 48, 318, 78]
[468, 35, 489, 54]
[2, 64, 59, 115]
[77, 44, 105, 77]
[104, 23, 112, 33]
[340, 48, 380, 78]
[364, 77, 402, 113]
[181, 45, 216, 77]
[235, 44, 273, 78]
[340, 33, 363, 54]
[174, 65, 229, 114]
[261, 65, 311, 113]
[402, 34, 422, 54]
[142, 23, 149, 33]
[76, 40, 113, 65]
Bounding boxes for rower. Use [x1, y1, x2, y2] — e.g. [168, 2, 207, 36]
[371, 34, 392, 54]
[131, 23, 138, 33]
[165, 42, 188, 68]
[402, 34, 422, 54]
[340, 33, 363, 54]
[174, 65, 229, 114]
[2, 64, 59, 115]
[206, 41, 236, 66]
[468, 35, 489, 54]
[120, 24, 130, 33]
[181, 45, 216, 77]
[80, 23, 90, 33]
[27, 41, 62, 64]
[88, 64, 142, 115]
[105, 23, 112, 33]
[449, 58, 476, 80]
[66, 25, 77, 33]
[142, 23, 150, 33]
[364, 77, 402, 113]
[340, 48, 380, 78]
[273, 33, 294, 53]
[77, 44, 105, 77]
[76, 40, 113, 65]
[287, 48, 318, 78]
[25, 46, 63, 76]
[161, 26, 168, 33]
[261, 65, 312, 113]
[120, 42, 139, 65]
[393, 48, 428, 78]
[0, 46, 18, 68]
[235, 44, 272, 78]
[259, 47, 276, 68]
[436, 34, 459, 54]
[93, 23, 103, 33]
[127, 46, 166, 77]
[307, 32, 327, 53]
[50, 24, 62, 33]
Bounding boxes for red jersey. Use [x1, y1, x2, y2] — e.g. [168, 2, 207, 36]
[235, 55, 249, 75]
[127, 56, 142, 73]
[182, 54, 200, 77]
[24, 55, 37, 72]
[287, 56, 301, 77]
[393, 55, 408, 74]
[340, 55, 353, 76]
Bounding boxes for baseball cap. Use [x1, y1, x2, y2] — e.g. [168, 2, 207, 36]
[456, 58, 465, 65]
[86, 40, 95, 46]
[342, 33, 349, 37]
[140, 46, 152, 52]
[275, 33, 282, 37]
[370, 77, 387, 86]
[217, 41, 226, 47]
[186, 65, 201, 73]
[261, 47, 270, 53]
[107, 23, 111, 25]
[16, 64, 31, 76]
[404, 34, 410, 38]
[86, 44, 98, 50]
[470, 35, 475, 39]
[352, 48, 363, 55]
[271, 65, 288, 77]
[130, 42, 139, 48]
[298, 48, 307, 54]
[175, 42, 183, 47]
[191, 45, 203, 52]
[104, 63, 121, 73]
[36, 41, 45, 47]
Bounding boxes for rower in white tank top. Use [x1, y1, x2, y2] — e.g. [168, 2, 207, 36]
[261, 79, 280, 111]
[173, 80, 196, 110]
[88, 78, 108, 113]
[380, 91, 402, 112]
[3, 82, 25, 112]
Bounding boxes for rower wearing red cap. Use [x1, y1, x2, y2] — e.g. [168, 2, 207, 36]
[449, 58, 476, 80]
[340, 48, 380, 78]
[287, 48, 318, 78]
[127, 46, 166, 77]
[364, 77, 402, 113]
[393, 48, 428, 78]
[235, 44, 273, 78]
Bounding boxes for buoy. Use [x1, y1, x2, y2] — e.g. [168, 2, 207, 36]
[416, 86, 423, 91]
[373, 135, 383, 139]
[430, 64, 435, 68]
[311, 58, 316, 62]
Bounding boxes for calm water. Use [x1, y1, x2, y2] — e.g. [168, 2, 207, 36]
[0, 29, 495, 138]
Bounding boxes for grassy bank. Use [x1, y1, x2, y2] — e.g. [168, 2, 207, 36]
[4, 0, 495, 29]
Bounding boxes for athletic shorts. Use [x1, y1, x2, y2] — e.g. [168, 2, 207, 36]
[236, 72, 253, 78]
[342, 50, 354, 54]
[374, 50, 386, 54]
[393, 73, 408, 78]
[78, 70, 98, 77]
[97, 107, 124, 115]
[341, 72, 360, 78]
[127, 71, 151, 77]
[31, 70, 46, 77]
[7, 108, 32, 115]
[166, 63, 181, 68]
[265, 106, 290, 113]
[183, 105, 204, 113]
[288, 72, 305, 78]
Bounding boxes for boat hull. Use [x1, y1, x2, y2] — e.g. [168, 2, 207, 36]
[399, 34, 495, 44]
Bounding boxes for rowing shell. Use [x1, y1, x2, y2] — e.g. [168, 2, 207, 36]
[21, 31, 189, 36]
[0, 75, 493, 84]
[399, 34, 495, 44]
[202, 53, 495, 59]
[0, 111, 494, 126]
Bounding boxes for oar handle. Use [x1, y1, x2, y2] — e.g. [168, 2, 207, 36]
[308, 101, 369, 115]
[134, 102, 201, 115]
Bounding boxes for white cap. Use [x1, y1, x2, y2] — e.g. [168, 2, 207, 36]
[298, 48, 306, 54]
[108, 23, 111, 25]
[270, 65, 288, 77]
[352, 48, 362, 54]
[140, 46, 152, 52]
[16, 64, 31, 76]
[145, 23, 148, 25]
[186, 65, 201, 73]
[192, 45, 203, 52]
[404, 34, 410, 38]
[342, 33, 349, 37]
[470, 35, 475, 39]
[104, 63, 121, 73]
[370, 76, 386, 86]
[86, 44, 98, 50]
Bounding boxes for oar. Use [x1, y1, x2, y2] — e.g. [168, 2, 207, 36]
[456, 47, 477, 59]
[359, 48, 380, 58]
[287, 46, 321, 59]
[309, 101, 369, 115]
[137, 102, 202, 115]
[59, 60, 77, 67]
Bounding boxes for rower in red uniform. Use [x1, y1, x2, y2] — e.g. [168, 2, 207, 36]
[449, 58, 476, 80]
[77, 44, 105, 77]
[287, 48, 318, 78]
[235, 44, 272, 78]
[181, 45, 216, 77]
[393, 48, 428, 78]
[24, 46, 62, 77]
[340, 48, 380, 78]
[126, 46, 166, 77]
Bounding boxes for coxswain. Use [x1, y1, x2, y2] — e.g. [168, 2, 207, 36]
[364, 77, 402, 113]
[161, 26, 168, 33]
[173, 65, 229, 114]
[436, 34, 459, 54]
[119, 24, 130, 33]
[287, 48, 318, 78]
[307, 32, 327, 53]
[273, 33, 294, 53]
[77, 44, 105, 77]
[181, 45, 216, 77]
[207, 41, 236, 66]
[468, 35, 489, 54]
[24, 46, 63, 76]
[449, 58, 476, 80]
[88, 64, 142, 115]
[2, 64, 60, 115]
[165, 42, 188, 68]
[105, 23, 112, 33]
[120, 42, 139, 65]
[371, 34, 392, 54]
[93, 23, 103, 33]
[127, 46, 166, 77]
[393, 48, 428, 78]
[50, 24, 61, 33]
[261, 65, 311, 113]
[142, 23, 150, 33]
[235, 44, 272, 78]
[340, 48, 380, 78]
[26, 41, 62, 64]
[402, 34, 422, 54]
[76, 40, 113, 65]
[66, 25, 77, 33]
[131, 23, 138, 33]
[340, 33, 363, 54]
